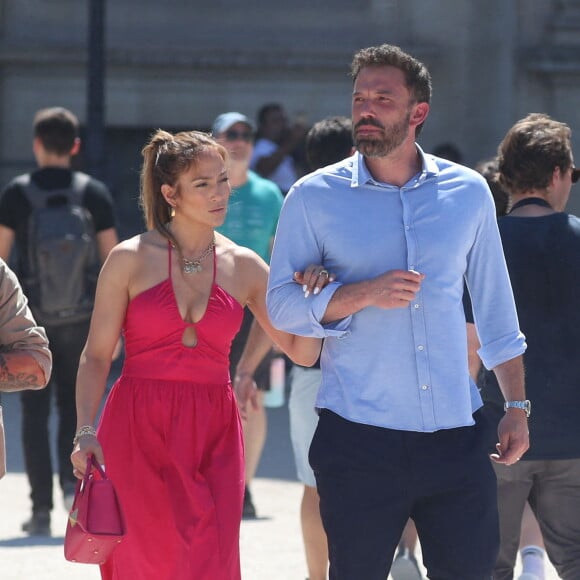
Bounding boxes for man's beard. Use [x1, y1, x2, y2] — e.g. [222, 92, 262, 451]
[354, 112, 411, 158]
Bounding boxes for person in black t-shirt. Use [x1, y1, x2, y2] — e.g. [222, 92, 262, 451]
[471, 114, 580, 580]
[0, 107, 118, 536]
[466, 157, 550, 579]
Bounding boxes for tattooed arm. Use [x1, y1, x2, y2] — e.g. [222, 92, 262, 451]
[0, 351, 47, 391]
[0, 260, 51, 391]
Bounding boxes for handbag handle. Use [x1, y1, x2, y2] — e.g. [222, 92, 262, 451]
[82, 454, 107, 487]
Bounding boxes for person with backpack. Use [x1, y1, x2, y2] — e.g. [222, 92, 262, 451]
[0, 107, 118, 535]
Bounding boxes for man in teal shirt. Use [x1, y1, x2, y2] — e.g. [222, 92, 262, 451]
[213, 112, 283, 518]
[216, 115, 283, 261]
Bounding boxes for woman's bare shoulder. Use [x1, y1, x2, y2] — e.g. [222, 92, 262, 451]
[103, 231, 164, 277]
[214, 233, 268, 305]
[110, 231, 164, 257]
[215, 232, 264, 267]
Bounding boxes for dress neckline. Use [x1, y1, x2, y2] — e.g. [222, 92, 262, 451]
[126, 244, 243, 322]
[167, 241, 217, 325]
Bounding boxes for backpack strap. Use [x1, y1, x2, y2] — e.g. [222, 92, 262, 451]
[16, 171, 91, 210]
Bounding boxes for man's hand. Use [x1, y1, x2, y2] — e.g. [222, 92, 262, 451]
[368, 269, 424, 309]
[490, 409, 529, 465]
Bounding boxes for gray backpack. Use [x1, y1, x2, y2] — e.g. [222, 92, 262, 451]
[16, 172, 99, 326]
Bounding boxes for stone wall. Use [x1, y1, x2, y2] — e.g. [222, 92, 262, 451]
[0, 0, 579, 216]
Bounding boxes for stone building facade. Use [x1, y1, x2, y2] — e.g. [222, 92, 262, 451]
[0, 0, 579, 233]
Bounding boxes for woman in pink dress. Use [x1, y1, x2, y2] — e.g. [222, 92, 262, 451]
[70, 130, 327, 580]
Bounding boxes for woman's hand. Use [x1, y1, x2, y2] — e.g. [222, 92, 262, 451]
[293, 265, 336, 298]
[70, 434, 105, 479]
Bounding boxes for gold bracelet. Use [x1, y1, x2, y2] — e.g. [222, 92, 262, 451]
[73, 425, 96, 446]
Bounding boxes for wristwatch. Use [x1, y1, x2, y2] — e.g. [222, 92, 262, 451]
[504, 400, 531, 418]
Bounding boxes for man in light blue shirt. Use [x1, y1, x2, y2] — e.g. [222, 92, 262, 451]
[267, 44, 529, 580]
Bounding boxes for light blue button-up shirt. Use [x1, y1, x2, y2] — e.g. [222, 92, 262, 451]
[267, 148, 526, 432]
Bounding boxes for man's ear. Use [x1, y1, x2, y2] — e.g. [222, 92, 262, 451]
[70, 137, 81, 157]
[409, 102, 430, 130]
[551, 165, 563, 185]
[32, 137, 42, 156]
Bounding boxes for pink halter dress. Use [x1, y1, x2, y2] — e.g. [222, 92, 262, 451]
[97, 243, 244, 580]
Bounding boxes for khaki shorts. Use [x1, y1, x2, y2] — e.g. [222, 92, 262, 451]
[288, 366, 322, 487]
[494, 458, 580, 580]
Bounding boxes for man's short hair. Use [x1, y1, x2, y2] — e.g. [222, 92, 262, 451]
[306, 116, 353, 171]
[498, 113, 573, 195]
[33, 107, 79, 156]
[351, 44, 432, 106]
[351, 44, 431, 136]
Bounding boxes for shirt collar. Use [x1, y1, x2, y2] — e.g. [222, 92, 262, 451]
[351, 144, 439, 188]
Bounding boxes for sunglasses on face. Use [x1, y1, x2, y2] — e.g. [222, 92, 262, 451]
[572, 167, 580, 184]
[224, 129, 253, 143]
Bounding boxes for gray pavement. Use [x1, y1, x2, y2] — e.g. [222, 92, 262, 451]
[0, 388, 560, 579]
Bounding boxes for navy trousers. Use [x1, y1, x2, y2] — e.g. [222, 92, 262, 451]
[309, 409, 498, 580]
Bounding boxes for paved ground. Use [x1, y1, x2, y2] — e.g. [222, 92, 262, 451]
[0, 385, 560, 579]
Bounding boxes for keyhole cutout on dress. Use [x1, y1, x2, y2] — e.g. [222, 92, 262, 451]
[182, 326, 198, 348]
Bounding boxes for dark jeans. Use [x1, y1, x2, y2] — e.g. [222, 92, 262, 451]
[21, 320, 90, 513]
[309, 409, 498, 580]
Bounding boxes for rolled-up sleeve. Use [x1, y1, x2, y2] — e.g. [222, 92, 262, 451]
[464, 191, 526, 370]
[0, 261, 52, 382]
[267, 183, 352, 338]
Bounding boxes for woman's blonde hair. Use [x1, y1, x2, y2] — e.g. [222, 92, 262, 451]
[140, 129, 228, 247]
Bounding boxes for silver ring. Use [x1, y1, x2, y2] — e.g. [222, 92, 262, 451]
[319, 269, 329, 278]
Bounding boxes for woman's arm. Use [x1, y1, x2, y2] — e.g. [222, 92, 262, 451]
[243, 254, 323, 367]
[231, 319, 274, 418]
[237, 263, 334, 378]
[71, 244, 131, 473]
[233, 259, 331, 413]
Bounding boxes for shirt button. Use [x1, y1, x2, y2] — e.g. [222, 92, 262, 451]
[421, 385, 429, 391]
[405, 225, 410, 230]
[414, 304, 420, 309]
[417, 345, 424, 351]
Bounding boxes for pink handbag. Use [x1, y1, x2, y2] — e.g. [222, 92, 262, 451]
[64, 455, 126, 564]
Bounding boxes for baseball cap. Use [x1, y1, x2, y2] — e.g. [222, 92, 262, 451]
[211, 112, 254, 136]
